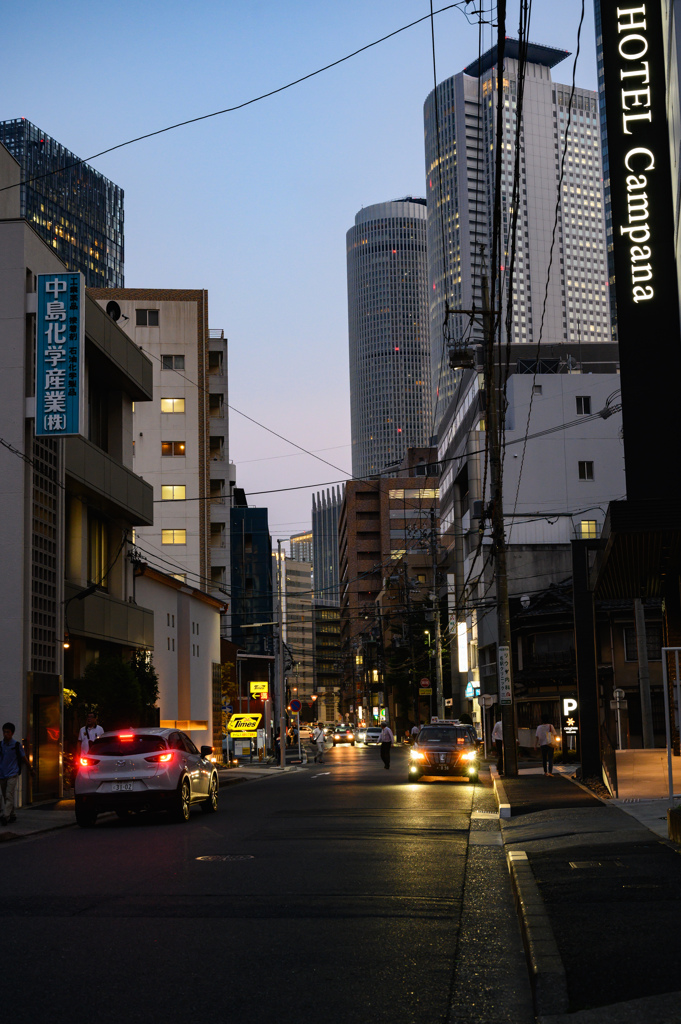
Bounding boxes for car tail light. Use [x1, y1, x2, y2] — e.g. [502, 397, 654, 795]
[79, 756, 100, 767]
[144, 752, 173, 763]
[118, 733, 134, 740]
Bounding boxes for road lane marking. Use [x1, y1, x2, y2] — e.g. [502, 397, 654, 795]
[311, 772, 331, 778]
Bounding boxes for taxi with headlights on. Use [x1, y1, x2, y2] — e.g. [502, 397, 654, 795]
[408, 721, 479, 783]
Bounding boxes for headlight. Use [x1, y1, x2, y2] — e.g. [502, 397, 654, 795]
[462, 750, 477, 761]
[409, 749, 424, 761]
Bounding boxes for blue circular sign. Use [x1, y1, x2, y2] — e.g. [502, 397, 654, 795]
[289, 698, 302, 713]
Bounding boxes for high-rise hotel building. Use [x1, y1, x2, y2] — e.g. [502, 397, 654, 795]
[423, 40, 612, 429]
[346, 199, 431, 479]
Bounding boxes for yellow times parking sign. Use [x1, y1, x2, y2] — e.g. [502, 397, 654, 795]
[227, 713, 262, 734]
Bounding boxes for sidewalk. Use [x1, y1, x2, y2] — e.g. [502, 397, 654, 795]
[493, 768, 681, 1021]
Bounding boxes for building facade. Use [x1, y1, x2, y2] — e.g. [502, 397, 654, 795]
[0, 119, 124, 288]
[284, 558, 314, 704]
[229, 504, 273, 657]
[0, 147, 153, 799]
[346, 199, 432, 478]
[312, 485, 343, 605]
[290, 531, 313, 562]
[134, 565, 225, 753]
[338, 448, 439, 729]
[424, 40, 612, 428]
[88, 290, 231, 601]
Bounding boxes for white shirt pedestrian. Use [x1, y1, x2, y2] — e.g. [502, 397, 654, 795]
[78, 721, 104, 754]
[312, 725, 325, 763]
[492, 720, 503, 742]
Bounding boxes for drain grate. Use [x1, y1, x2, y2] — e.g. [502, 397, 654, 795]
[196, 855, 254, 862]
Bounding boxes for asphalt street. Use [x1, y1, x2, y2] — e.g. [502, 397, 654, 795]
[5, 744, 533, 1024]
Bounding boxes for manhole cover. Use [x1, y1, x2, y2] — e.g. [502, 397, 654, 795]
[196, 855, 254, 862]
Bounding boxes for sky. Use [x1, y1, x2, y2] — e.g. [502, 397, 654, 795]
[3, 0, 597, 549]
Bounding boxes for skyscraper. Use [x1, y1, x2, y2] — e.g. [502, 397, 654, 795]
[0, 118, 123, 287]
[312, 486, 343, 605]
[423, 40, 611, 429]
[346, 199, 431, 479]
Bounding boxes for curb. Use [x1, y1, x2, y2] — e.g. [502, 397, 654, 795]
[506, 849, 569, 1016]
[489, 764, 511, 818]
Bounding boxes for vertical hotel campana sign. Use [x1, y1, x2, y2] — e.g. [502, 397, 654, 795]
[36, 273, 84, 437]
[599, 2, 681, 499]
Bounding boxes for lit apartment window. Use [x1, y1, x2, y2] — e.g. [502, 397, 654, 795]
[161, 398, 185, 413]
[161, 355, 185, 370]
[161, 485, 186, 501]
[576, 396, 591, 415]
[580, 520, 597, 539]
[136, 309, 159, 327]
[578, 461, 594, 480]
[162, 529, 186, 544]
[162, 441, 185, 456]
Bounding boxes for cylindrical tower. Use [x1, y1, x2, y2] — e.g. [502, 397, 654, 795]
[346, 199, 431, 480]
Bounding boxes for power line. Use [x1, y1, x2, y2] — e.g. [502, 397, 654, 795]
[0, 3, 476, 198]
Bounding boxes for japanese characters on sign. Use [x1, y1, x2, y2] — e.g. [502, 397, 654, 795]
[36, 273, 84, 437]
[498, 645, 512, 706]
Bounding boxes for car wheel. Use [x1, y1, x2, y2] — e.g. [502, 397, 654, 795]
[173, 777, 191, 822]
[201, 773, 219, 813]
[351, 741, 355, 746]
[75, 799, 97, 828]
[333, 742, 337, 746]
[469, 772, 479, 784]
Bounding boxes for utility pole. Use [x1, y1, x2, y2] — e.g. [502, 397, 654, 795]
[430, 507, 444, 719]
[277, 539, 286, 769]
[403, 562, 419, 725]
[634, 598, 654, 748]
[482, 264, 518, 777]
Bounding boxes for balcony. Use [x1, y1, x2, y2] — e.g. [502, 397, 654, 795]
[65, 583, 154, 648]
[65, 437, 153, 525]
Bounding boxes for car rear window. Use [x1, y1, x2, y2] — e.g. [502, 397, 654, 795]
[89, 735, 167, 756]
[418, 728, 470, 744]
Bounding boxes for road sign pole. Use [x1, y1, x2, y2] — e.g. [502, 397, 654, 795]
[297, 712, 302, 761]
[278, 539, 286, 770]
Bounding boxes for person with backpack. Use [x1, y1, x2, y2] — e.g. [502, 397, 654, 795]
[0, 722, 33, 826]
[312, 723, 325, 763]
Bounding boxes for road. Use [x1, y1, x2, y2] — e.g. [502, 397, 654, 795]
[6, 743, 533, 1024]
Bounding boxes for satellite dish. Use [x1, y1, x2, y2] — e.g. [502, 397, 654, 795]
[106, 300, 121, 321]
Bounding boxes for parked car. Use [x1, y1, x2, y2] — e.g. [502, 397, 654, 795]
[332, 725, 356, 746]
[364, 727, 382, 745]
[74, 728, 219, 826]
[408, 723, 479, 783]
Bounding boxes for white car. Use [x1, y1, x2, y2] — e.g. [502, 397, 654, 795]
[74, 727, 219, 827]
[364, 727, 382, 745]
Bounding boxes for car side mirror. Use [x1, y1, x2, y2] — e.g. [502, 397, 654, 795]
[200, 745, 213, 758]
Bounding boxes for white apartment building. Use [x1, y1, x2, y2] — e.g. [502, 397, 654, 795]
[424, 40, 612, 427]
[134, 565, 225, 753]
[442, 370, 625, 724]
[88, 290, 233, 602]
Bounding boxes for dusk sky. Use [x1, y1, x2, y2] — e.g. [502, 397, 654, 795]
[3, 0, 597, 549]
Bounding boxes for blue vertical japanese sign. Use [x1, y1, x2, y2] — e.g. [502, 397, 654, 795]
[36, 272, 84, 437]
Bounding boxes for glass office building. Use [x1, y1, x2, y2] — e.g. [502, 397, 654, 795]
[0, 118, 123, 287]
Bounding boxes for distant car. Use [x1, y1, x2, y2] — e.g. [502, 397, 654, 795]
[408, 723, 479, 783]
[356, 726, 367, 743]
[364, 727, 382, 745]
[74, 727, 219, 826]
[332, 725, 356, 746]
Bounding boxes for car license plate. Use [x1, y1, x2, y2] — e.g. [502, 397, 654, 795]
[112, 782, 133, 792]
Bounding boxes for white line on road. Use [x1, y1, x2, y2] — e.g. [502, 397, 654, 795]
[311, 772, 331, 778]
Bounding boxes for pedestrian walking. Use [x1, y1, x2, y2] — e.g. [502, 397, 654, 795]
[535, 716, 558, 776]
[492, 718, 504, 774]
[410, 724, 419, 744]
[379, 723, 394, 769]
[312, 723, 325, 763]
[77, 711, 104, 756]
[0, 723, 33, 826]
